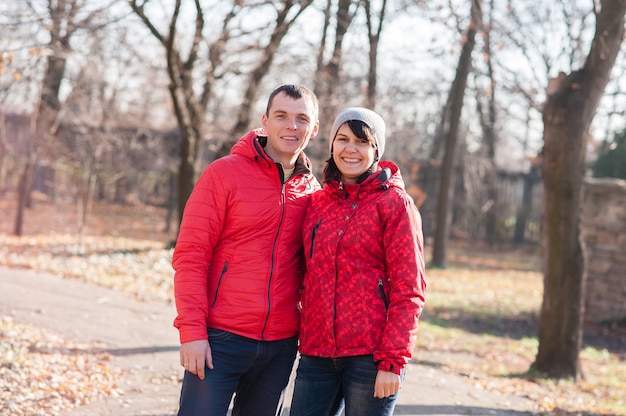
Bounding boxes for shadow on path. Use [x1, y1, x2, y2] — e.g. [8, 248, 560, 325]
[393, 404, 533, 415]
[101, 345, 180, 356]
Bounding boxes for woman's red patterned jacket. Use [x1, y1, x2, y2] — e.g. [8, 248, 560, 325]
[299, 161, 426, 375]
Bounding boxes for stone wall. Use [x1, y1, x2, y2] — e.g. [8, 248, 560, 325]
[581, 177, 626, 324]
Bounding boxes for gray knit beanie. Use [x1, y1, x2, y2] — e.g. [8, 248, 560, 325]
[328, 107, 386, 158]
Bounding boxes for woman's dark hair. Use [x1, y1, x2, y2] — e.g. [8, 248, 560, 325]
[323, 119, 378, 184]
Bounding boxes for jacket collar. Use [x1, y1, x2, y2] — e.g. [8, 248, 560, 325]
[231, 129, 314, 177]
[327, 160, 404, 199]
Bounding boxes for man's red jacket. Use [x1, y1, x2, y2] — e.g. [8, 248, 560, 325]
[172, 130, 320, 344]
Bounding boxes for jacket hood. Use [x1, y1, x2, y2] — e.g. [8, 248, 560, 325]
[230, 129, 270, 163]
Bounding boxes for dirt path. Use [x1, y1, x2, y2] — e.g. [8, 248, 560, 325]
[0, 267, 535, 416]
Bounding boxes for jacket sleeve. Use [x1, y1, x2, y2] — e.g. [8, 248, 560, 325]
[172, 164, 228, 344]
[374, 190, 426, 375]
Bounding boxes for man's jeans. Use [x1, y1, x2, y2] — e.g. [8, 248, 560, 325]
[178, 328, 298, 416]
[289, 354, 404, 416]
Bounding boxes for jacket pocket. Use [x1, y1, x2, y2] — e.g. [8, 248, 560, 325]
[211, 262, 229, 307]
[309, 219, 322, 258]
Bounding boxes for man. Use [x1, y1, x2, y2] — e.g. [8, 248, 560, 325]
[172, 84, 320, 416]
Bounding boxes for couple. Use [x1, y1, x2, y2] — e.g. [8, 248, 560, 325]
[172, 84, 426, 416]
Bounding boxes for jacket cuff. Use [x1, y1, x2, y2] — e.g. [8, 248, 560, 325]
[177, 327, 208, 344]
[377, 360, 402, 376]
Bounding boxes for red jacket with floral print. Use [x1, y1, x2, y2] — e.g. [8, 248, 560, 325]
[172, 130, 320, 344]
[299, 161, 426, 375]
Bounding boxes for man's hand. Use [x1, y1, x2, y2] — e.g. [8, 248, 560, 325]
[180, 339, 213, 380]
[373, 370, 401, 398]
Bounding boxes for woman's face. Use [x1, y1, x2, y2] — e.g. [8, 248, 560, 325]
[332, 123, 376, 184]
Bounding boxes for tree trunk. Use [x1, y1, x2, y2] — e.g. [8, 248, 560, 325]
[163, 170, 177, 234]
[314, 0, 356, 144]
[532, 0, 626, 380]
[14, 38, 68, 235]
[0, 111, 7, 194]
[431, 0, 482, 268]
[478, 0, 499, 244]
[363, 0, 387, 109]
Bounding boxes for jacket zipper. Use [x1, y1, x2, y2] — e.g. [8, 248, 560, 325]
[378, 279, 389, 311]
[211, 262, 229, 307]
[261, 181, 286, 339]
[309, 219, 322, 258]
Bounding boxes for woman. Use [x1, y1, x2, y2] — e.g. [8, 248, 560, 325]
[290, 107, 426, 416]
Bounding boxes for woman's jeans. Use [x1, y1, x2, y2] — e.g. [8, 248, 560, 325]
[289, 354, 404, 416]
[177, 328, 298, 416]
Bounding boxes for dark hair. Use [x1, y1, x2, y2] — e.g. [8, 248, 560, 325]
[266, 84, 319, 120]
[323, 119, 378, 184]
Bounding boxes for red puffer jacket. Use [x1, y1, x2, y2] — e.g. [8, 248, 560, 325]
[173, 130, 320, 344]
[299, 161, 426, 375]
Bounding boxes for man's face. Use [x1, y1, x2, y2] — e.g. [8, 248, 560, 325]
[261, 92, 319, 166]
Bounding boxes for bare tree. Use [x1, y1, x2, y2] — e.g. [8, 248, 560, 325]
[362, 0, 388, 109]
[431, 0, 483, 268]
[130, 0, 313, 231]
[314, 0, 358, 143]
[532, 0, 626, 380]
[474, 0, 498, 244]
[13, 0, 110, 236]
[129, 0, 233, 231]
[226, 0, 315, 144]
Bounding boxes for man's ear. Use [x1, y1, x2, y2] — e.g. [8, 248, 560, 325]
[310, 121, 320, 139]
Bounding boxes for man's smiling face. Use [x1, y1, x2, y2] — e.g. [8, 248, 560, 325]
[261, 91, 318, 168]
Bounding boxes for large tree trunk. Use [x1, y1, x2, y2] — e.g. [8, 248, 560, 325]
[532, 0, 626, 380]
[431, 0, 482, 268]
[14, 30, 68, 235]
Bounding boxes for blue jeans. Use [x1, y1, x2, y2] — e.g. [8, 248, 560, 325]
[289, 355, 404, 416]
[178, 328, 298, 416]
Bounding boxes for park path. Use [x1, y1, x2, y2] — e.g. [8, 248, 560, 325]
[0, 267, 536, 416]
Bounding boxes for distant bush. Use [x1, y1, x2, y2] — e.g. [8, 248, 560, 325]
[592, 128, 626, 180]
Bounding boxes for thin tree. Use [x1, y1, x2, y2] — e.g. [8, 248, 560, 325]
[431, 0, 483, 268]
[314, 0, 358, 143]
[474, 0, 498, 244]
[362, 0, 388, 109]
[532, 0, 626, 380]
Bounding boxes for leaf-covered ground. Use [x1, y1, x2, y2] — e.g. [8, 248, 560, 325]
[1, 197, 625, 415]
[0, 316, 124, 415]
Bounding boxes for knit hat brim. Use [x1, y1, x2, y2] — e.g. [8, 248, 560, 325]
[328, 107, 386, 158]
